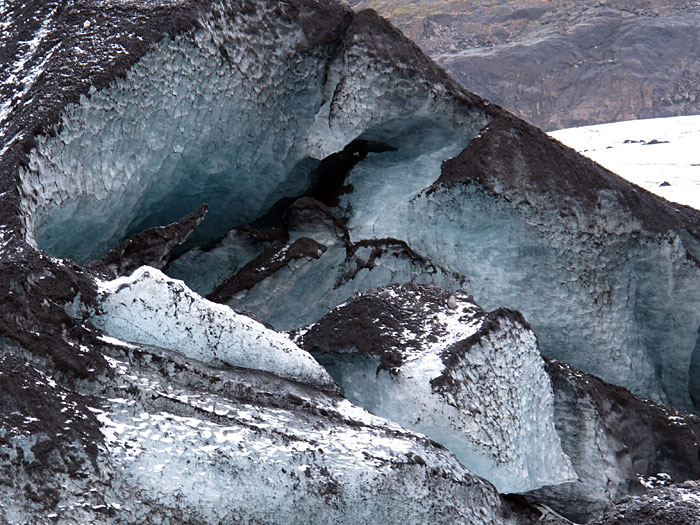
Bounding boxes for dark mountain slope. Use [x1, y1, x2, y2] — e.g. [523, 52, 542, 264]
[346, 0, 700, 129]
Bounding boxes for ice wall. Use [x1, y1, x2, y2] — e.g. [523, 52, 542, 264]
[529, 358, 700, 523]
[0, 331, 520, 524]
[224, 238, 468, 331]
[401, 183, 700, 408]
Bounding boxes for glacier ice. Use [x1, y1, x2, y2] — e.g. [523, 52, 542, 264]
[86, 266, 336, 391]
[167, 195, 471, 331]
[296, 284, 576, 493]
[8, 0, 700, 413]
[528, 357, 700, 523]
[396, 178, 700, 408]
[18, 5, 485, 265]
[0, 333, 523, 524]
[20, 28, 326, 263]
[4, 0, 700, 520]
[80, 339, 522, 524]
[15, 0, 699, 417]
[165, 225, 271, 296]
[61, 11, 696, 412]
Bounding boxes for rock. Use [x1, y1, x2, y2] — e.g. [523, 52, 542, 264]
[593, 483, 700, 524]
[347, 0, 700, 130]
[86, 204, 208, 280]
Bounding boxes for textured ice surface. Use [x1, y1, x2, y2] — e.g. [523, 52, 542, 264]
[221, 149, 697, 408]
[20, 26, 323, 262]
[339, 118, 471, 239]
[19, 3, 485, 264]
[297, 285, 575, 493]
[87, 341, 518, 525]
[0, 335, 520, 524]
[7, 0, 700, 520]
[88, 266, 335, 391]
[392, 182, 700, 409]
[550, 116, 700, 210]
[178, 195, 471, 331]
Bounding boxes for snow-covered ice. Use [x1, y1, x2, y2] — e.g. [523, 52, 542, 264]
[297, 284, 576, 493]
[550, 115, 700, 210]
[86, 342, 519, 525]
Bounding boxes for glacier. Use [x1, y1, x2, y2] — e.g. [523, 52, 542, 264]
[0, 338, 523, 524]
[2, 0, 700, 522]
[14, 0, 700, 412]
[18, 5, 485, 265]
[295, 283, 576, 493]
[198, 196, 470, 330]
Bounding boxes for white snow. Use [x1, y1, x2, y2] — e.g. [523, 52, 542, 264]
[681, 491, 700, 504]
[90, 266, 336, 391]
[0, 6, 58, 135]
[4, 9, 55, 84]
[550, 115, 700, 210]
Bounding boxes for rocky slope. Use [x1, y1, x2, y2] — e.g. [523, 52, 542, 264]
[593, 481, 700, 524]
[345, 0, 700, 130]
[2, 0, 700, 523]
[530, 358, 700, 522]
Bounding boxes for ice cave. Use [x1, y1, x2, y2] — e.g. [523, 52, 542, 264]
[18, 3, 700, 413]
